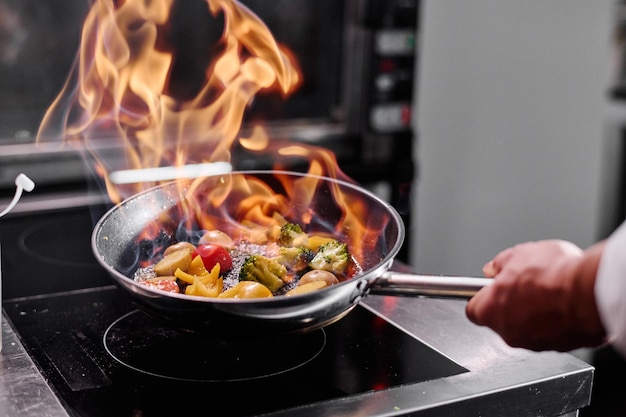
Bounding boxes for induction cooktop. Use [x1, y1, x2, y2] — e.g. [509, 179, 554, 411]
[1, 205, 467, 417]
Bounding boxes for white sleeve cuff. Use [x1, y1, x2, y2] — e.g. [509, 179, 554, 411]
[596, 221, 626, 356]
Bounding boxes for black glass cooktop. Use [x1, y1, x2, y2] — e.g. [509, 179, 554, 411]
[4, 288, 467, 417]
[1, 206, 468, 417]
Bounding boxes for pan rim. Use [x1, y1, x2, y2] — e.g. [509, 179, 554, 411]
[91, 169, 406, 304]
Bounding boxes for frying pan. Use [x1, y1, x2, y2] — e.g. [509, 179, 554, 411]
[92, 170, 491, 337]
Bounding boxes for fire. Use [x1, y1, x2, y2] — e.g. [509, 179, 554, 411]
[36, 0, 306, 201]
[36, 0, 391, 266]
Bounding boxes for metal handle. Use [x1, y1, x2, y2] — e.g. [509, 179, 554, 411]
[371, 271, 493, 299]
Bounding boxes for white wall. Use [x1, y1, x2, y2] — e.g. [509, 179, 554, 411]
[411, 1, 615, 276]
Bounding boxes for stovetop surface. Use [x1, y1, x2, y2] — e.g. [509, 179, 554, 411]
[0, 204, 466, 416]
[4, 287, 466, 417]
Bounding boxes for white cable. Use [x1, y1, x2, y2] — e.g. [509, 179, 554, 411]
[0, 173, 35, 218]
[0, 173, 33, 352]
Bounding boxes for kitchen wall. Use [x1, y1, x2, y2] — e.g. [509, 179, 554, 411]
[411, 0, 616, 275]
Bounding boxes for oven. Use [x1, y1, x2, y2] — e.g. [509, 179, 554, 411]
[0, 1, 595, 416]
[0, 0, 417, 260]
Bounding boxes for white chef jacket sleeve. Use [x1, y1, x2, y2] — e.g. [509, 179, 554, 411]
[596, 221, 626, 357]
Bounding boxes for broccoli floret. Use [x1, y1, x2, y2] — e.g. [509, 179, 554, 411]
[239, 254, 287, 292]
[309, 240, 349, 275]
[278, 222, 309, 247]
[276, 246, 314, 272]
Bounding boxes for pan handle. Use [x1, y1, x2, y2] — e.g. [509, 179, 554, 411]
[371, 271, 493, 299]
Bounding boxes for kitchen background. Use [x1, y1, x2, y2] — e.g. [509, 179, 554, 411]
[413, 2, 625, 415]
[412, 0, 615, 276]
[0, 0, 625, 415]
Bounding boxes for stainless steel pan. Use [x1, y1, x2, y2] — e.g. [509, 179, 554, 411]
[92, 170, 491, 336]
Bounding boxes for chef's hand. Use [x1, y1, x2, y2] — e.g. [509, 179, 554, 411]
[466, 239, 607, 352]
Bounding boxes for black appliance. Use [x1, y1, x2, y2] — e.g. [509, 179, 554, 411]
[0, 0, 418, 260]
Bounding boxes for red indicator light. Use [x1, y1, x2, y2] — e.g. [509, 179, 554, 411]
[401, 105, 412, 126]
[372, 382, 389, 391]
[379, 59, 396, 73]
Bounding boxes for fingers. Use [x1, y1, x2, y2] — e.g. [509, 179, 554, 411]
[466, 284, 491, 326]
[465, 291, 481, 324]
[482, 246, 514, 278]
[469, 245, 518, 327]
[482, 260, 497, 277]
[471, 246, 515, 325]
[468, 239, 598, 352]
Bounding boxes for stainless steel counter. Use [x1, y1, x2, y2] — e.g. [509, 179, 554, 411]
[0, 292, 593, 417]
[0, 314, 68, 416]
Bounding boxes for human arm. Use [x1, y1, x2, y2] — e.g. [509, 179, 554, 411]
[465, 239, 607, 352]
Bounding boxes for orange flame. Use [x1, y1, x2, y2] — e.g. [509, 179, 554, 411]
[37, 0, 305, 202]
[36, 0, 391, 266]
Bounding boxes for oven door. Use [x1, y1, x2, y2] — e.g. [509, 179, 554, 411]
[0, 0, 359, 191]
